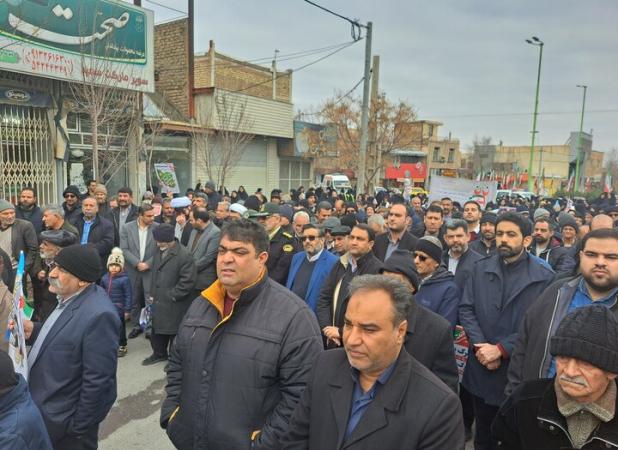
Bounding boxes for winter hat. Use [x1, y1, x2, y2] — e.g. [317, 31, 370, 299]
[0, 199, 15, 212]
[0, 350, 18, 396]
[416, 236, 443, 264]
[341, 213, 358, 229]
[94, 184, 107, 195]
[279, 204, 294, 222]
[205, 180, 216, 192]
[480, 212, 498, 225]
[550, 305, 618, 374]
[62, 185, 81, 198]
[381, 249, 420, 291]
[244, 195, 262, 212]
[321, 217, 341, 232]
[54, 244, 102, 282]
[107, 247, 125, 269]
[559, 214, 579, 233]
[330, 225, 351, 237]
[533, 208, 550, 221]
[152, 223, 175, 243]
[39, 230, 77, 247]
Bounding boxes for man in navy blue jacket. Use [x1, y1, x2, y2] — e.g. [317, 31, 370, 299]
[0, 350, 52, 449]
[21, 244, 120, 449]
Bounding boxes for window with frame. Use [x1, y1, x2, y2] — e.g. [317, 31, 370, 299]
[432, 147, 440, 162]
[448, 148, 455, 163]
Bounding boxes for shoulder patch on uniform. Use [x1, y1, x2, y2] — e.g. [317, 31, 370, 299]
[283, 244, 294, 252]
[283, 232, 293, 239]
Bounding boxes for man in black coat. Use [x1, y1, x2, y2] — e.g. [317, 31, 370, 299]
[528, 217, 576, 277]
[73, 197, 114, 269]
[493, 306, 618, 450]
[372, 203, 418, 262]
[443, 218, 485, 293]
[282, 275, 464, 449]
[15, 187, 44, 234]
[143, 224, 196, 365]
[61, 185, 82, 225]
[470, 212, 498, 256]
[317, 224, 383, 347]
[381, 249, 459, 393]
[0, 200, 38, 275]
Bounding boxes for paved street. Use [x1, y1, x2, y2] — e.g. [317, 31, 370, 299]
[99, 328, 173, 450]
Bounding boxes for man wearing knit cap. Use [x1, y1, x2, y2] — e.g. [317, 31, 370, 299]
[94, 183, 113, 220]
[413, 235, 460, 329]
[61, 185, 82, 225]
[0, 198, 38, 276]
[459, 212, 555, 450]
[15, 244, 120, 449]
[381, 249, 459, 393]
[470, 212, 498, 256]
[202, 180, 221, 211]
[493, 305, 618, 449]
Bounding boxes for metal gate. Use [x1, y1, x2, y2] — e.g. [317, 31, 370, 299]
[0, 105, 56, 205]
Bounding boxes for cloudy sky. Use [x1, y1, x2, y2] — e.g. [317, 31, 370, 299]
[141, 0, 617, 154]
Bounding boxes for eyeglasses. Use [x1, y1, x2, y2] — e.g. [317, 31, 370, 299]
[64, 194, 76, 199]
[301, 236, 318, 242]
[414, 252, 427, 262]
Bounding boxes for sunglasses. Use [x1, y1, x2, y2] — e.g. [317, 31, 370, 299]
[64, 194, 76, 198]
[301, 236, 318, 242]
[414, 252, 427, 262]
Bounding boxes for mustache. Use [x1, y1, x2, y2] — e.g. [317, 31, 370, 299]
[48, 278, 62, 288]
[559, 375, 588, 387]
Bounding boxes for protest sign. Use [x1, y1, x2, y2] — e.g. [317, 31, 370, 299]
[428, 176, 498, 209]
[5, 252, 29, 379]
[154, 163, 180, 194]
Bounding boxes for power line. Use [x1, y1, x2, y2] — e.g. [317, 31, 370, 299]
[298, 76, 365, 119]
[303, 0, 364, 40]
[434, 109, 618, 119]
[143, 0, 187, 15]
[231, 39, 361, 94]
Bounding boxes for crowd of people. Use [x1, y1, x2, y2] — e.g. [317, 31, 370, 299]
[1, 180, 618, 450]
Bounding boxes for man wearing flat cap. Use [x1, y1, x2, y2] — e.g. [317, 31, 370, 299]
[31, 230, 77, 322]
[0, 198, 38, 280]
[493, 305, 618, 449]
[15, 244, 120, 449]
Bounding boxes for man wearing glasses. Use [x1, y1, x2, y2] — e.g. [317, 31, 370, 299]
[61, 185, 83, 225]
[286, 224, 338, 314]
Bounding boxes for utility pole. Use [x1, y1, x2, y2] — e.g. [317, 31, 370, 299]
[356, 21, 372, 194]
[366, 54, 380, 194]
[525, 37, 544, 192]
[574, 84, 588, 192]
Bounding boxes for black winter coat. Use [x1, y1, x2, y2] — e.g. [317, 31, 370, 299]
[316, 252, 383, 330]
[442, 247, 485, 294]
[372, 231, 418, 262]
[281, 348, 465, 450]
[492, 378, 618, 449]
[150, 242, 196, 335]
[15, 204, 44, 234]
[405, 299, 459, 393]
[160, 274, 323, 450]
[73, 214, 114, 269]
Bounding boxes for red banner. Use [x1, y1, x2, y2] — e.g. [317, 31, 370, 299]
[385, 162, 427, 180]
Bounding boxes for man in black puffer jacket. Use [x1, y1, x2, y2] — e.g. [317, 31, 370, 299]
[160, 219, 322, 450]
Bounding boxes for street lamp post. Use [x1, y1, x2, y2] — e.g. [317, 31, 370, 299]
[574, 85, 588, 192]
[525, 36, 544, 192]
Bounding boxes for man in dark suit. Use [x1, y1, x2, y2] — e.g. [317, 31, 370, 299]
[443, 218, 485, 293]
[19, 244, 120, 449]
[186, 207, 220, 297]
[372, 203, 418, 262]
[14, 187, 44, 234]
[73, 197, 114, 269]
[0, 199, 38, 276]
[381, 249, 459, 393]
[282, 274, 464, 449]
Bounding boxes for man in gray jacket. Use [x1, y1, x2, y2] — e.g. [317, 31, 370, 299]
[186, 207, 220, 297]
[160, 219, 322, 450]
[120, 203, 159, 339]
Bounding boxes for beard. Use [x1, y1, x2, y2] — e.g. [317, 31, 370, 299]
[582, 268, 618, 293]
[534, 236, 549, 245]
[498, 243, 524, 259]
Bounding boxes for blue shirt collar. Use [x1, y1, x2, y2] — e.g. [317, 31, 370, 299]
[577, 277, 618, 306]
[350, 357, 398, 394]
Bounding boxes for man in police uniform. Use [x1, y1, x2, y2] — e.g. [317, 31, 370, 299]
[261, 202, 300, 285]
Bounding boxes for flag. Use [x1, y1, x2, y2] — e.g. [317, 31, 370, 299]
[566, 174, 574, 192]
[4, 252, 29, 379]
[605, 174, 613, 193]
[585, 177, 591, 193]
[475, 171, 481, 181]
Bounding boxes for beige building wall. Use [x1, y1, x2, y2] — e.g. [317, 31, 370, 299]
[493, 145, 570, 178]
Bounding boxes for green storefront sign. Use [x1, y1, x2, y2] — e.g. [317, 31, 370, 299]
[0, 0, 154, 92]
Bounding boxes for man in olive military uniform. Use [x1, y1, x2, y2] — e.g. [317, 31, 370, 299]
[261, 202, 300, 285]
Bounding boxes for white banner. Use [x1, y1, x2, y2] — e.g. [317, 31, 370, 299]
[154, 163, 180, 194]
[428, 176, 498, 209]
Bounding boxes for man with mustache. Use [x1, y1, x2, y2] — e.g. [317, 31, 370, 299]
[507, 228, 618, 395]
[493, 305, 618, 449]
[459, 212, 555, 450]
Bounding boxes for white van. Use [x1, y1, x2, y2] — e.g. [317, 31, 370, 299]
[322, 173, 352, 192]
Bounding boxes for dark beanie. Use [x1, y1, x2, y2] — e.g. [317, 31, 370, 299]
[62, 185, 81, 197]
[244, 195, 262, 211]
[153, 224, 175, 243]
[550, 305, 618, 374]
[416, 236, 443, 264]
[54, 244, 102, 282]
[381, 250, 420, 291]
[0, 350, 18, 395]
[480, 212, 498, 225]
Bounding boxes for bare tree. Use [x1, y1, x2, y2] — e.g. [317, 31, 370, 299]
[194, 90, 254, 190]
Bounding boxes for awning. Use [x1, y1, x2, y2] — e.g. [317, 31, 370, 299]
[0, 86, 51, 107]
